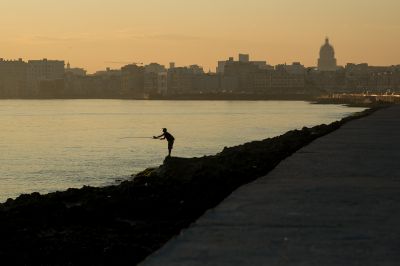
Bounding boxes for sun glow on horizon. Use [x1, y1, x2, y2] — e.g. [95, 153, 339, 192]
[1, 0, 399, 73]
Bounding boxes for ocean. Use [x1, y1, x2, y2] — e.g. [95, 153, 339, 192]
[0, 100, 365, 202]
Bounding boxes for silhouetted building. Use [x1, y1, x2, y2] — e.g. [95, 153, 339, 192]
[1, 51, 399, 98]
[201, 73, 220, 92]
[38, 79, 65, 98]
[278, 62, 306, 75]
[28, 59, 65, 95]
[220, 76, 239, 92]
[121, 64, 145, 96]
[0, 58, 27, 97]
[252, 61, 272, 70]
[167, 67, 194, 93]
[344, 63, 369, 91]
[93, 67, 121, 77]
[218, 55, 307, 93]
[310, 67, 345, 92]
[189, 65, 204, 75]
[318, 38, 337, 72]
[166, 64, 205, 93]
[65, 62, 86, 77]
[368, 65, 400, 92]
[145, 63, 166, 74]
[224, 61, 260, 91]
[64, 65, 122, 98]
[216, 57, 233, 74]
[217, 54, 270, 74]
[269, 68, 306, 90]
[144, 63, 167, 95]
[157, 72, 168, 94]
[248, 67, 307, 94]
[239, 54, 250, 63]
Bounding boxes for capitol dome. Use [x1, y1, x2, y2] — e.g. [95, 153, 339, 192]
[318, 38, 337, 71]
[320, 38, 335, 57]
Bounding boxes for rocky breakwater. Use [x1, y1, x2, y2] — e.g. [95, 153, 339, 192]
[0, 106, 384, 265]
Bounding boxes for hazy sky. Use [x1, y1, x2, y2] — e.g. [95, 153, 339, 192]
[1, 0, 399, 72]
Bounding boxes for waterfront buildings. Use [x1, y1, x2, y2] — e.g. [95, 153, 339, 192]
[1, 39, 400, 98]
[220, 54, 307, 93]
[345, 63, 400, 92]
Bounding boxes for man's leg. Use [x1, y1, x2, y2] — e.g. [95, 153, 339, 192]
[168, 141, 173, 157]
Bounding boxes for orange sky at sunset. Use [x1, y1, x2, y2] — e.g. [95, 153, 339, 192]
[1, 0, 399, 73]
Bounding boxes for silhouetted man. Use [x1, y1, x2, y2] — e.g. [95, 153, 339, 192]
[153, 128, 175, 157]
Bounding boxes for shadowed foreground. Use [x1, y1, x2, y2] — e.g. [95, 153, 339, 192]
[141, 104, 400, 266]
[0, 107, 380, 265]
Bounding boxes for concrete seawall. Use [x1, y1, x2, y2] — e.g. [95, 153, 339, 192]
[141, 105, 400, 266]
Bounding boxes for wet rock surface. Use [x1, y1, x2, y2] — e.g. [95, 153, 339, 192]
[0, 106, 383, 265]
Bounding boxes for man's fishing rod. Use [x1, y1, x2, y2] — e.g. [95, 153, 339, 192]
[119, 137, 154, 139]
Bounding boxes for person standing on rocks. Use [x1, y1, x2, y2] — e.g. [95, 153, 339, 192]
[153, 128, 175, 157]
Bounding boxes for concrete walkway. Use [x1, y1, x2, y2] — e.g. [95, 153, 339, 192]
[141, 105, 400, 266]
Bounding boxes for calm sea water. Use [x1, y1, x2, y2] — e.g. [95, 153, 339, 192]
[0, 100, 365, 202]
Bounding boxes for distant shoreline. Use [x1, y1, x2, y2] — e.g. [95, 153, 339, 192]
[0, 94, 381, 108]
[0, 93, 317, 101]
[1, 92, 395, 103]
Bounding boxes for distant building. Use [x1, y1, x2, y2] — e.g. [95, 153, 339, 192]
[121, 64, 145, 96]
[269, 69, 305, 90]
[344, 63, 369, 91]
[283, 62, 306, 75]
[217, 54, 270, 74]
[167, 67, 194, 93]
[27, 59, 65, 94]
[65, 65, 122, 98]
[165, 63, 207, 94]
[239, 54, 250, 63]
[247, 67, 307, 94]
[189, 65, 204, 75]
[0, 58, 28, 97]
[145, 63, 166, 74]
[220, 76, 239, 92]
[342, 63, 400, 92]
[144, 63, 167, 94]
[252, 61, 272, 70]
[224, 60, 261, 91]
[65, 62, 86, 77]
[157, 72, 168, 94]
[216, 62, 224, 74]
[201, 73, 220, 92]
[318, 38, 338, 72]
[93, 67, 121, 77]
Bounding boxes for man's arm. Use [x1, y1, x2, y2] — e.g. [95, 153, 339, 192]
[153, 133, 165, 139]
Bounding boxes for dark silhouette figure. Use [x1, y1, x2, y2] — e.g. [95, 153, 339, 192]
[153, 128, 175, 157]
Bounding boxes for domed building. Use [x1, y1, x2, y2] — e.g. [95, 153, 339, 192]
[318, 38, 337, 71]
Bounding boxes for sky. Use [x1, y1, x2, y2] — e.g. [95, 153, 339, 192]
[1, 0, 399, 73]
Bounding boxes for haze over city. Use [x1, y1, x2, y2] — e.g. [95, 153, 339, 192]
[1, 0, 400, 73]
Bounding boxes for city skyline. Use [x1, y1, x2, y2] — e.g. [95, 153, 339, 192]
[2, 37, 399, 75]
[1, 0, 400, 73]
